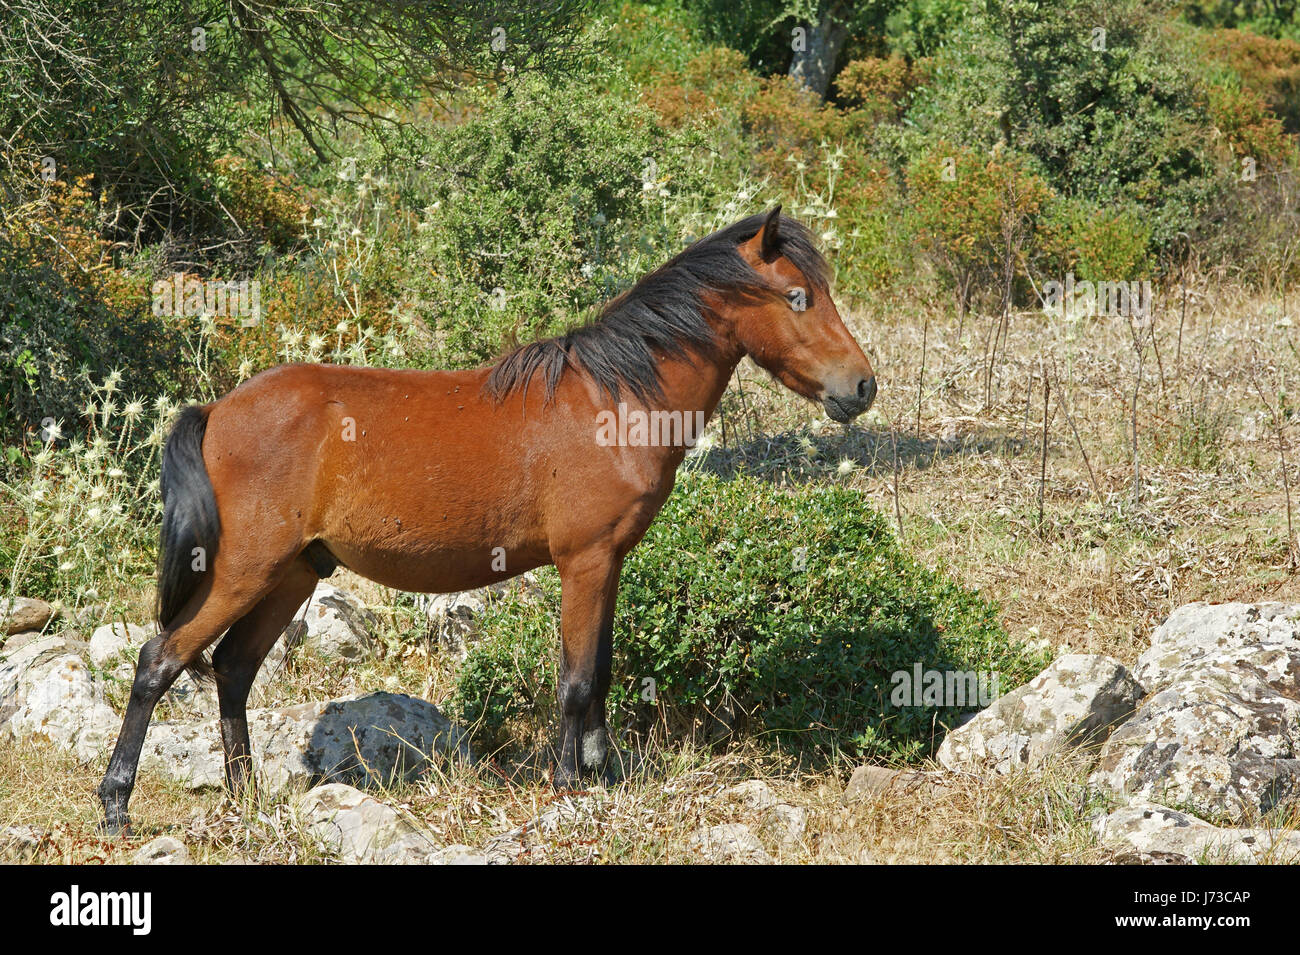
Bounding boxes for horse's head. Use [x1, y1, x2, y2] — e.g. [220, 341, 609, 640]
[729, 206, 876, 422]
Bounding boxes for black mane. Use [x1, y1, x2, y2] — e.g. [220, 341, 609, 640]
[484, 212, 831, 403]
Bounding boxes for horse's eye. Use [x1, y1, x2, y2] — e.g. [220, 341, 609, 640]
[786, 287, 809, 312]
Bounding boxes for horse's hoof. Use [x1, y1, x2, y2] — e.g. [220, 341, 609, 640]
[552, 764, 580, 792]
[99, 816, 131, 839]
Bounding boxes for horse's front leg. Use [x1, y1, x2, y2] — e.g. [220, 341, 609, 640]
[554, 547, 621, 789]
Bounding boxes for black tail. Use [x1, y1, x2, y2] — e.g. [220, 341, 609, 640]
[156, 405, 220, 680]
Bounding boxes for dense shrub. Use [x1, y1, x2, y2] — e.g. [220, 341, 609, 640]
[412, 71, 718, 367]
[453, 471, 1048, 764]
[1037, 197, 1153, 283]
[894, 0, 1241, 263]
[0, 178, 185, 445]
[1202, 28, 1300, 135]
[906, 144, 1052, 316]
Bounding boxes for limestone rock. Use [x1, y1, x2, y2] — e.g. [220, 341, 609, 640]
[132, 835, 191, 865]
[938, 654, 1143, 774]
[1091, 603, 1300, 822]
[5, 652, 119, 761]
[289, 584, 378, 661]
[88, 622, 151, 667]
[140, 691, 470, 791]
[721, 779, 777, 810]
[1, 596, 53, 636]
[844, 765, 950, 801]
[297, 783, 439, 864]
[690, 823, 772, 864]
[1095, 803, 1300, 865]
[422, 573, 542, 658]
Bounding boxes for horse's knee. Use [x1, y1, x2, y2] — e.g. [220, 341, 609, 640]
[557, 676, 594, 719]
[129, 635, 180, 700]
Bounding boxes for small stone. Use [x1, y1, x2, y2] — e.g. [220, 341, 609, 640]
[132, 835, 190, 865]
[88, 622, 152, 667]
[690, 823, 772, 864]
[1, 597, 53, 636]
[721, 779, 776, 810]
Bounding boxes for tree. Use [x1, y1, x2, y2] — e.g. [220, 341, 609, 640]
[0, 0, 596, 240]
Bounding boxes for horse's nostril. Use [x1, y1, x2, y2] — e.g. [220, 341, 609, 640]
[857, 377, 877, 404]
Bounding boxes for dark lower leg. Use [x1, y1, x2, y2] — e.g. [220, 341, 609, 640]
[212, 563, 317, 798]
[97, 636, 183, 834]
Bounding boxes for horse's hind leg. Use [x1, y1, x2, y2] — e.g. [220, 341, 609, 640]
[98, 581, 264, 835]
[211, 559, 318, 798]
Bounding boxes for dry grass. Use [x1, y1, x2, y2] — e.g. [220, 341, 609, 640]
[3, 284, 1298, 864]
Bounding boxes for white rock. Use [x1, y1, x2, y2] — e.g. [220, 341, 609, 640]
[290, 584, 378, 661]
[1091, 603, 1300, 822]
[297, 783, 438, 864]
[690, 823, 772, 864]
[6, 653, 119, 761]
[1095, 803, 1300, 864]
[140, 691, 470, 791]
[88, 622, 151, 667]
[722, 779, 777, 810]
[429, 844, 490, 865]
[132, 835, 191, 865]
[768, 804, 807, 845]
[938, 654, 1144, 774]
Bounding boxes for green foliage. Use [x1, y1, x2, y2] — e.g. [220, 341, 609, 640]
[1181, 0, 1300, 43]
[0, 211, 183, 443]
[895, 0, 1240, 261]
[453, 471, 1048, 763]
[1038, 197, 1152, 282]
[906, 144, 1051, 314]
[884, 0, 970, 59]
[412, 70, 718, 366]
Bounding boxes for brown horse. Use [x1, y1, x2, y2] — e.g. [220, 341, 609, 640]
[97, 206, 876, 833]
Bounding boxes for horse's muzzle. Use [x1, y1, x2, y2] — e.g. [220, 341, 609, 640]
[823, 376, 877, 422]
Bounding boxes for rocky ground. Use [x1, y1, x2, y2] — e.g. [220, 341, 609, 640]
[2, 583, 1297, 865]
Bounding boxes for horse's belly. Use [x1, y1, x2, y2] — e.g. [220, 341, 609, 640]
[323, 540, 550, 594]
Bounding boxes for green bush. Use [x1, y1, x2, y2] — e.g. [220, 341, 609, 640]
[905, 143, 1051, 316]
[1038, 196, 1152, 282]
[453, 470, 1049, 764]
[412, 69, 720, 367]
[894, 0, 1240, 262]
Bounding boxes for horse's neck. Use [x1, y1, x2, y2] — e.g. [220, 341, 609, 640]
[652, 337, 745, 427]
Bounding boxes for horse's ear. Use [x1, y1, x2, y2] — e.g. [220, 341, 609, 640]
[758, 204, 782, 260]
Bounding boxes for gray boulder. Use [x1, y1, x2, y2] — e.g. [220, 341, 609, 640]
[1090, 602, 1300, 822]
[938, 654, 1143, 774]
[422, 573, 542, 658]
[4, 651, 119, 761]
[1095, 802, 1300, 864]
[88, 622, 151, 668]
[289, 584, 378, 661]
[140, 691, 470, 791]
[297, 783, 439, 864]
